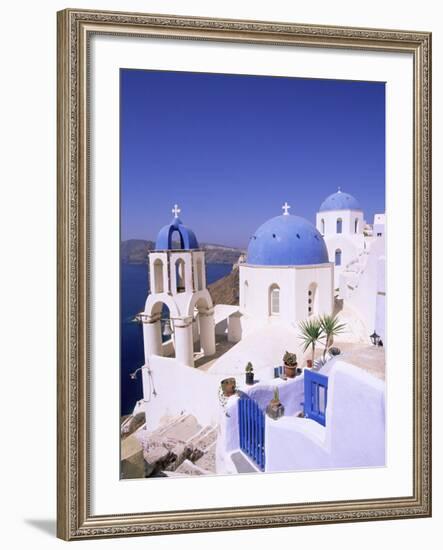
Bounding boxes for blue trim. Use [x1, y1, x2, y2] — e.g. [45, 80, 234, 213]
[304, 370, 328, 426]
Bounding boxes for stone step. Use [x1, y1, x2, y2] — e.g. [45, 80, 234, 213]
[154, 413, 193, 436]
[120, 411, 145, 438]
[139, 413, 218, 476]
[194, 443, 216, 473]
[188, 426, 218, 452]
[155, 414, 202, 441]
[174, 459, 213, 476]
[185, 424, 212, 444]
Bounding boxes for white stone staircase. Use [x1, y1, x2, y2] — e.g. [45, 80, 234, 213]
[138, 414, 218, 476]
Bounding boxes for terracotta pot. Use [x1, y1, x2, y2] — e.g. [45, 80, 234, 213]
[221, 378, 236, 397]
[306, 359, 313, 369]
[284, 363, 297, 378]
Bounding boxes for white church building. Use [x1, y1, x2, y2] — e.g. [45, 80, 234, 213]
[130, 195, 386, 476]
[315, 188, 365, 288]
[240, 201, 334, 332]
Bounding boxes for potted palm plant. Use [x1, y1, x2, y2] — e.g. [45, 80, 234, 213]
[319, 314, 346, 360]
[298, 318, 324, 368]
[282, 351, 298, 378]
[245, 362, 254, 385]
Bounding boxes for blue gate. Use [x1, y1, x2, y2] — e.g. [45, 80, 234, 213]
[304, 370, 329, 426]
[238, 396, 265, 471]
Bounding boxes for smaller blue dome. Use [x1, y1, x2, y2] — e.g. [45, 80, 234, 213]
[155, 217, 199, 250]
[319, 189, 361, 212]
[247, 214, 329, 266]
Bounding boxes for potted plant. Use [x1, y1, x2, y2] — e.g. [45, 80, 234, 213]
[282, 351, 298, 378]
[220, 377, 236, 397]
[299, 318, 324, 369]
[319, 314, 346, 360]
[266, 387, 285, 420]
[245, 362, 254, 385]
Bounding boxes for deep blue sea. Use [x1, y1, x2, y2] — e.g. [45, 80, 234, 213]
[120, 262, 232, 415]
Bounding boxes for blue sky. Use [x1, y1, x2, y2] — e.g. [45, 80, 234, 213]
[121, 69, 385, 248]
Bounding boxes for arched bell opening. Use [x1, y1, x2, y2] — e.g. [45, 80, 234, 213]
[175, 258, 186, 293]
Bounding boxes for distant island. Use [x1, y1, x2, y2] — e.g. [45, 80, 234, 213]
[121, 239, 244, 265]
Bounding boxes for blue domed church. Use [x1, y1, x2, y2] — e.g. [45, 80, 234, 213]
[239, 202, 334, 327]
[315, 188, 366, 288]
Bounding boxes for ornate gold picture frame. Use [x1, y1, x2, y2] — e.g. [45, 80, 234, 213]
[57, 8, 431, 540]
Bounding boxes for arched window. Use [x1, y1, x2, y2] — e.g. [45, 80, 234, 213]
[243, 280, 249, 309]
[308, 282, 318, 316]
[354, 218, 359, 233]
[336, 218, 342, 234]
[196, 258, 203, 290]
[269, 284, 280, 316]
[335, 249, 342, 266]
[153, 259, 164, 293]
[320, 218, 325, 235]
[175, 258, 186, 293]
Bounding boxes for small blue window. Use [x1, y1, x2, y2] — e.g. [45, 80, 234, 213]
[335, 249, 342, 266]
[336, 218, 342, 233]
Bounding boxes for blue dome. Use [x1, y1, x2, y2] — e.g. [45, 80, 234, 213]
[247, 214, 329, 266]
[319, 189, 361, 212]
[155, 217, 199, 250]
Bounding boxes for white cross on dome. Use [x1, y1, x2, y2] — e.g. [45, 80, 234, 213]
[282, 201, 291, 216]
[172, 204, 181, 218]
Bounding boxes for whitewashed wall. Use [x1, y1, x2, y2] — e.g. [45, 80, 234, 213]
[375, 256, 386, 343]
[265, 362, 385, 472]
[339, 236, 386, 334]
[294, 265, 334, 319]
[217, 376, 305, 474]
[239, 263, 334, 327]
[316, 209, 365, 236]
[240, 264, 296, 320]
[142, 356, 224, 430]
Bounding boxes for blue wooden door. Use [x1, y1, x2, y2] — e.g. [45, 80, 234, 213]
[304, 370, 328, 426]
[238, 396, 265, 471]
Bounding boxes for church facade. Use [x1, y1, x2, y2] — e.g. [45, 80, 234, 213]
[239, 203, 334, 331]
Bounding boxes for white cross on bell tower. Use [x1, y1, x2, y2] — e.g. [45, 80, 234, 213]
[282, 201, 291, 216]
[172, 204, 181, 218]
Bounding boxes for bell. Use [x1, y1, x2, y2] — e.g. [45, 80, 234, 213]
[163, 320, 173, 337]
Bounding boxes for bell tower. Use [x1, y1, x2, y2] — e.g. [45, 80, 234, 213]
[141, 205, 216, 367]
